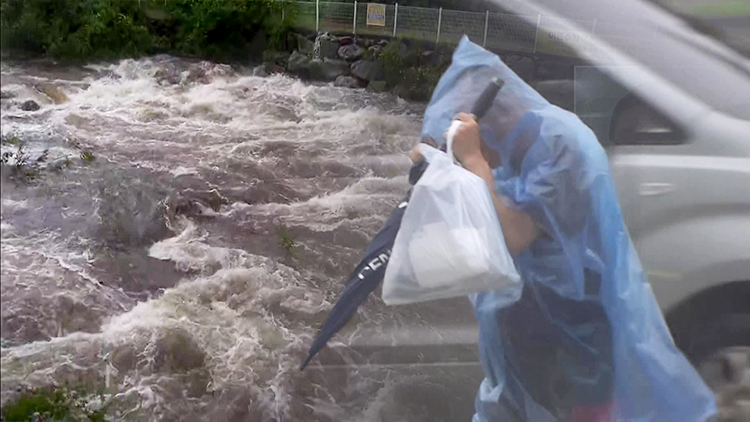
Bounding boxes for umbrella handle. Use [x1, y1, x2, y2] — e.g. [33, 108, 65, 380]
[471, 77, 504, 120]
[409, 77, 504, 184]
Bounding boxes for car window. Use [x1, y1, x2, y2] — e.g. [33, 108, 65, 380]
[609, 95, 685, 145]
[569, 64, 687, 147]
[505, 0, 750, 120]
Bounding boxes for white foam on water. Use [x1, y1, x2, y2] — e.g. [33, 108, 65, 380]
[1, 56, 434, 421]
[41, 58, 419, 176]
[3, 223, 333, 420]
[1, 198, 29, 212]
[1, 226, 135, 343]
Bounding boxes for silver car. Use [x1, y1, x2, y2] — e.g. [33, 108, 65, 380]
[321, 0, 750, 420]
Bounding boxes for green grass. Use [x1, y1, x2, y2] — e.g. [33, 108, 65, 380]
[80, 151, 96, 163]
[1, 386, 108, 422]
[275, 224, 297, 258]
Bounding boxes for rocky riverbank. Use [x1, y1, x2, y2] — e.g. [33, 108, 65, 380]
[260, 31, 580, 107]
[257, 32, 446, 101]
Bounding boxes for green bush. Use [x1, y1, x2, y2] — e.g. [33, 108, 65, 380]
[378, 40, 450, 101]
[0, 0, 293, 61]
[0, 0, 154, 59]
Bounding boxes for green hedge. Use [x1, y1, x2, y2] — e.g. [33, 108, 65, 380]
[0, 0, 295, 61]
[378, 40, 450, 101]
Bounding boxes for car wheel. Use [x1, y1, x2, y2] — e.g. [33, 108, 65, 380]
[688, 314, 750, 422]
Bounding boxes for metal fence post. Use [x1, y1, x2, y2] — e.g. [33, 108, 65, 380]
[483, 11, 489, 47]
[532, 14, 541, 53]
[316, 0, 320, 33]
[393, 3, 398, 37]
[353, 1, 357, 34]
[436, 7, 443, 43]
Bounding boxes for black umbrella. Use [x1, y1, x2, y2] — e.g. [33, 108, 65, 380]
[300, 77, 504, 370]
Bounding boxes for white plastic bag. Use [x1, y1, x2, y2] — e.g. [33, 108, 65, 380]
[382, 141, 520, 305]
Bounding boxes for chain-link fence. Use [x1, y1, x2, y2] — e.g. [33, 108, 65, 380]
[285, 0, 604, 57]
[294, 1, 318, 31]
[485, 12, 538, 53]
[318, 2, 355, 33]
[395, 6, 439, 42]
[438, 9, 485, 45]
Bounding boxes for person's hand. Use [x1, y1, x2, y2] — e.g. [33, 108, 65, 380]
[450, 113, 487, 170]
[409, 144, 423, 163]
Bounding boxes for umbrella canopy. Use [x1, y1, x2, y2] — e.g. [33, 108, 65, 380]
[300, 76, 503, 371]
[299, 190, 411, 370]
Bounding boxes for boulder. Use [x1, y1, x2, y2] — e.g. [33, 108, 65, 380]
[534, 79, 575, 111]
[21, 100, 40, 111]
[309, 58, 349, 81]
[334, 75, 362, 88]
[296, 33, 314, 56]
[316, 33, 340, 59]
[351, 59, 384, 82]
[368, 80, 387, 92]
[287, 50, 311, 75]
[338, 36, 354, 46]
[338, 44, 364, 61]
[266, 51, 291, 67]
[252, 65, 268, 77]
[367, 45, 383, 59]
[154, 63, 181, 85]
[264, 62, 285, 74]
[284, 32, 299, 51]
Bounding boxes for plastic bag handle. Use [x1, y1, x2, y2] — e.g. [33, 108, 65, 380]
[409, 77, 504, 181]
[446, 120, 463, 164]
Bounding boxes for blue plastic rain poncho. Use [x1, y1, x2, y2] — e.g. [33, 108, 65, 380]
[420, 37, 716, 422]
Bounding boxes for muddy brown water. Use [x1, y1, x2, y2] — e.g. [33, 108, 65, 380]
[1, 57, 486, 421]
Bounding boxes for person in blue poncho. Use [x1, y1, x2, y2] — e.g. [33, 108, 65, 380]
[413, 37, 717, 422]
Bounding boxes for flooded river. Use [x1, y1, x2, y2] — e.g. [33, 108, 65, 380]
[0, 57, 480, 421]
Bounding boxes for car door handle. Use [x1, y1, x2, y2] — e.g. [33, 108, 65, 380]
[639, 182, 674, 196]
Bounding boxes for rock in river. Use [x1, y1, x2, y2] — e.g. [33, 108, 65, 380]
[287, 50, 311, 75]
[295, 33, 315, 56]
[316, 33, 340, 59]
[309, 58, 349, 81]
[338, 44, 364, 62]
[350, 59, 384, 82]
[21, 100, 40, 111]
[334, 76, 362, 89]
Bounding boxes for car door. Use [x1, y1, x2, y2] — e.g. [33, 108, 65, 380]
[593, 83, 750, 312]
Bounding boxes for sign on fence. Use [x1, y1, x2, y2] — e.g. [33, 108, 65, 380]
[535, 24, 591, 57]
[366, 3, 386, 26]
